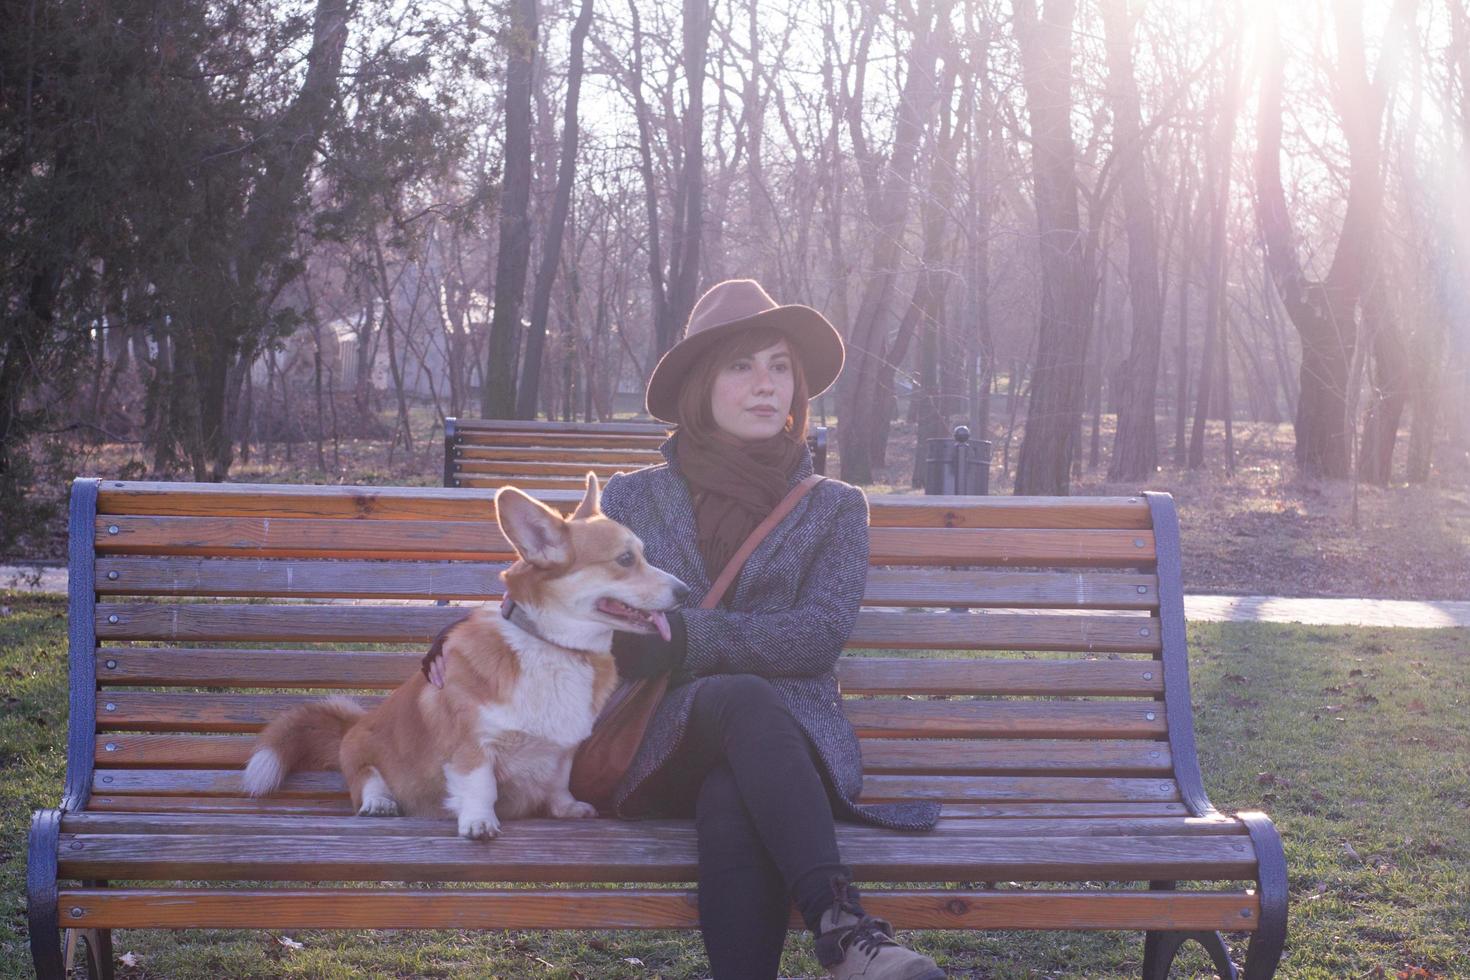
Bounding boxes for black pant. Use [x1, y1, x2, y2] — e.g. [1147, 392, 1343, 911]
[650, 674, 851, 980]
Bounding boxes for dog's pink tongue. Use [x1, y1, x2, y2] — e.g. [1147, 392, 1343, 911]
[652, 610, 671, 643]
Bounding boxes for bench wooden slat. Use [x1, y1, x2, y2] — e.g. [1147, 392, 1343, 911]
[96, 516, 1157, 566]
[55, 886, 1259, 931]
[96, 516, 516, 560]
[841, 658, 1163, 694]
[861, 497, 1153, 530]
[455, 477, 620, 491]
[93, 603, 1161, 653]
[98, 482, 1151, 529]
[844, 700, 1167, 739]
[868, 529, 1156, 566]
[94, 559, 1159, 610]
[97, 650, 1164, 696]
[59, 812, 1245, 839]
[93, 559, 517, 599]
[457, 446, 665, 464]
[80, 796, 1194, 818]
[858, 738, 1171, 774]
[86, 795, 360, 815]
[93, 733, 1171, 775]
[91, 768, 1181, 804]
[456, 461, 637, 478]
[451, 419, 670, 435]
[98, 482, 516, 521]
[461, 432, 668, 449]
[57, 830, 1257, 883]
[851, 612, 1160, 652]
[95, 691, 1169, 739]
[862, 568, 1158, 608]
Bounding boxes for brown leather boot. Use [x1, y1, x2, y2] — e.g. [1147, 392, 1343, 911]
[813, 878, 945, 980]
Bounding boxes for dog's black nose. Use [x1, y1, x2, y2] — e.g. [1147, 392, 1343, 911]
[673, 581, 691, 604]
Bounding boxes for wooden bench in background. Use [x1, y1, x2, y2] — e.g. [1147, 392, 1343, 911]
[443, 417, 829, 489]
[27, 479, 1285, 979]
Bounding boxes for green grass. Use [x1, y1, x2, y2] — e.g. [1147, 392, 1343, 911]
[2, 592, 1467, 978]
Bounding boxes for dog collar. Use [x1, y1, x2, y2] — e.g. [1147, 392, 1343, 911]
[499, 598, 603, 657]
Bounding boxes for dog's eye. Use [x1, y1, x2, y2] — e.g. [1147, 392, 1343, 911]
[616, 551, 636, 568]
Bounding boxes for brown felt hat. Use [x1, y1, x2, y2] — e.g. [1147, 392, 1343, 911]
[645, 279, 845, 424]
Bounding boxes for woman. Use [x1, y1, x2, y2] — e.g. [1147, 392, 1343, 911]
[604, 279, 943, 980]
[435, 280, 943, 980]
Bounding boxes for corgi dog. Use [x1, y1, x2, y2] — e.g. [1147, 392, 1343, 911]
[242, 473, 689, 838]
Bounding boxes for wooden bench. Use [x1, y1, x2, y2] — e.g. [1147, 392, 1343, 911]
[443, 417, 829, 488]
[28, 479, 1286, 980]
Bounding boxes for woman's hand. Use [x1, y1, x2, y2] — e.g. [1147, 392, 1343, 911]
[421, 644, 447, 688]
[611, 612, 688, 678]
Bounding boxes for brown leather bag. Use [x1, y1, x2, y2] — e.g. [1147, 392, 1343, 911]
[569, 475, 824, 812]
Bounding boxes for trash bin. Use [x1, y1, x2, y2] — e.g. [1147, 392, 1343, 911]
[924, 425, 992, 495]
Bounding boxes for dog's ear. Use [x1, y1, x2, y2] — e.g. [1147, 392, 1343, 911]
[571, 471, 601, 521]
[495, 486, 571, 567]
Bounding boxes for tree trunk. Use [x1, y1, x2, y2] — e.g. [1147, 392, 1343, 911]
[1357, 276, 1411, 484]
[1253, 1, 1404, 478]
[1012, 0, 1095, 495]
[483, 0, 538, 418]
[1190, 18, 1242, 471]
[178, 0, 351, 481]
[516, 0, 593, 419]
[835, 0, 945, 484]
[1102, 0, 1165, 482]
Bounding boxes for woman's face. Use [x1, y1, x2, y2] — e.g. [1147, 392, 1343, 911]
[709, 339, 796, 442]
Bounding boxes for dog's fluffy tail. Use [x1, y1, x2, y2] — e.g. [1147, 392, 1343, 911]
[242, 696, 365, 797]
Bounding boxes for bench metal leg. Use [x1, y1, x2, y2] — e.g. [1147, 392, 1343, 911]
[64, 927, 114, 979]
[1142, 879, 1238, 980]
[28, 809, 65, 980]
[1142, 929, 1237, 979]
[71, 880, 118, 980]
[68, 925, 116, 980]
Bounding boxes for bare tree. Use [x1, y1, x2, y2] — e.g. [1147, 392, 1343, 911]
[516, 0, 595, 418]
[1253, 0, 1410, 478]
[835, 0, 946, 484]
[483, 0, 538, 418]
[1012, 0, 1096, 495]
[1102, 0, 1164, 482]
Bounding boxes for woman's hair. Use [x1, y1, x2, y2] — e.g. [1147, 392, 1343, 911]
[675, 325, 810, 443]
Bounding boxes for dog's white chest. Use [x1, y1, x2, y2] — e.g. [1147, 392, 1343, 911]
[476, 626, 600, 750]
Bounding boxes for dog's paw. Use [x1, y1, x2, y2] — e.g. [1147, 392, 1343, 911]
[358, 796, 400, 817]
[552, 800, 599, 820]
[458, 815, 501, 840]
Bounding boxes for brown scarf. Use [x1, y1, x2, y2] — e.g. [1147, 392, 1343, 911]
[676, 429, 806, 591]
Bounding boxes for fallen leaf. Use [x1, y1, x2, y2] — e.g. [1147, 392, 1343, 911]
[1256, 772, 1277, 786]
[121, 952, 142, 967]
[623, 957, 645, 967]
[1368, 854, 1397, 873]
[1349, 668, 1365, 677]
[1224, 673, 1249, 684]
[278, 936, 304, 950]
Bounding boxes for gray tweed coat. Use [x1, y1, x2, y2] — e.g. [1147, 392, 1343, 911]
[599, 434, 941, 832]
